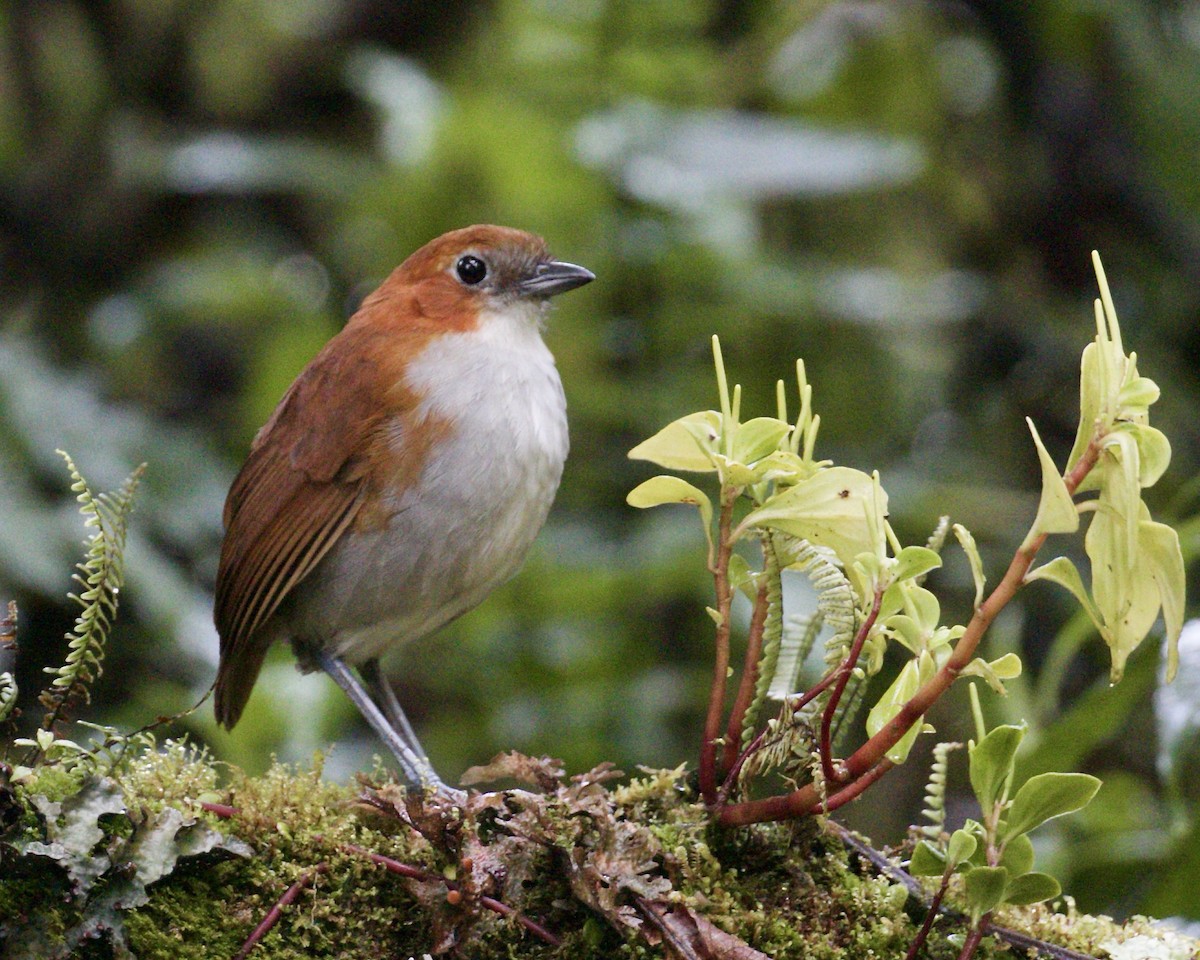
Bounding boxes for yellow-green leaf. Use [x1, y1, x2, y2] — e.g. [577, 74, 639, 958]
[741, 466, 886, 567]
[733, 417, 791, 465]
[1025, 556, 1103, 633]
[627, 476, 714, 558]
[1139, 518, 1184, 682]
[1023, 418, 1078, 549]
[628, 411, 721, 472]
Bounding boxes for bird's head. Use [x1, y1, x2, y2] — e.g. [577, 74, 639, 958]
[363, 225, 593, 332]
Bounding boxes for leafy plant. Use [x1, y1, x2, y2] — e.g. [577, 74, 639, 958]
[908, 685, 1101, 957]
[626, 252, 1183, 954]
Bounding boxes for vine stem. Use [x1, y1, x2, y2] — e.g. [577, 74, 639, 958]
[700, 487, 739, 805]
[718, 438, 1103, 827]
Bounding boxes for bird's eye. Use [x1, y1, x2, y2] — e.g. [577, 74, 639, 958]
[455, 255, 487, 285]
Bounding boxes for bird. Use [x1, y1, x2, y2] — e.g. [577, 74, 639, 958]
[213, 224, 593, 792]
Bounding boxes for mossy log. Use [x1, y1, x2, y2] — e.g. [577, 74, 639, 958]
[1, 743, 1194, 960]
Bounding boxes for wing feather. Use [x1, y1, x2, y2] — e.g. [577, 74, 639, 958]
[213, 324, 405, 727]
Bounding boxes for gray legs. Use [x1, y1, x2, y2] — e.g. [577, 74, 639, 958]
[316, 651, 447, 793]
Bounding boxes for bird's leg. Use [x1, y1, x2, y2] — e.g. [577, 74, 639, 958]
[315, 651, 447, 793]
[359, 659, 427, 770]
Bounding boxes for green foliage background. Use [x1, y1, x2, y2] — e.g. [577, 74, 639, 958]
[1, 0, 1198, 925]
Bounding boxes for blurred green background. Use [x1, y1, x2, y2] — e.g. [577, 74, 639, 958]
[2, 0, 1198, 925]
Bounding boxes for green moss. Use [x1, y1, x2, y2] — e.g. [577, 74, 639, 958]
[2, 747, 1196, 960]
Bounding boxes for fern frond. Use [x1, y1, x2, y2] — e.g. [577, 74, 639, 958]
[38, 453, 145, 735]
[924, 515, 952, 557]
[917, 740, 962, 839]
[741, 535, 785, 747]
[766, 612, 823, 703]
[768, 538, 857, 676]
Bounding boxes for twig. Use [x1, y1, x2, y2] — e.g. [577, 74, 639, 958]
[905, 873, 951, 960]
[233, 863, 328, 960]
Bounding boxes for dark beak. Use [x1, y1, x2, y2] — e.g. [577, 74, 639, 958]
[518, 260, 595, 298]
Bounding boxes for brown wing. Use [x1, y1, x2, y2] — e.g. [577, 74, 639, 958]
[213, 325, 397, 728]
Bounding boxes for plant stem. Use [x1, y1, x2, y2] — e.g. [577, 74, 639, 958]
[339, 842, 561, 946]
[234, 863, 328, 960]
[957, 916, 990, 960]
[700, 488, 738, 805]
[905, 872, 951, 960]
[718, 439, 1103, 827]
[814, 759, 894, 814]
[819, 587, 883, 784]
[722, 577, 770, 774]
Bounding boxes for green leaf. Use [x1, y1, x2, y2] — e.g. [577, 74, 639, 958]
[1066, 340, 1103, 490]
[865, 655, 934, 764]
[999, 833, 1034, 877]
[947, 829, 978, 870]
[909, 840, 947, 877]
[968, 724, 1024, 812]
[1125, 423, 1171, 488]
[1023, 418, 1079, 549]
[727, 552, 759, 602]
[1003, 871, 1061, 906]
[1004, 772, 1101, 839]
[1117, 375, 1160, 411]
[963, 865, 1009, 919]
[627, 475, 713, 529]
[628, 411, 721, 472]
[733, 417, 791, 465]
[741, 466, 886, 568]
[892, 546, 941, 584]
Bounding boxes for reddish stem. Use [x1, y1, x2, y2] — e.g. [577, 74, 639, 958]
[717, 439, 1103, 827]
[905, 872, 951, 960]
[957, 916, 990, 960]
[233, 863, 328, 960]
[722, 577, 771, 774]
[819, 588, 883, 784]
[790, 667, 840, 714]
[338, 842, 561, 947]
[813, 759, 894, 814]
[700, 491, 738, 805]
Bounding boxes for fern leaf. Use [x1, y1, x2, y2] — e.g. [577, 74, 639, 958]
[37, 453, 145, 736]
[917, 740, 962, 839]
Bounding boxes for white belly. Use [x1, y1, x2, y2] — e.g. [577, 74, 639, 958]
[285, 309, 568, 664]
